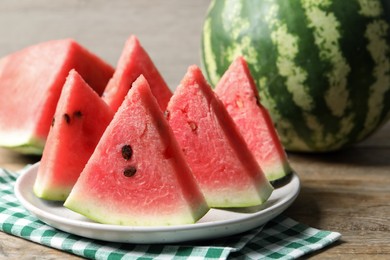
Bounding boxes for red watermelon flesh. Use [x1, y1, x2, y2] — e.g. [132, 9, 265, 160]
[0, 39, 114, 154]
[215, 57, 292, 182]
[102, 35, 172, 112]
[34, 70, 114, 201]
[64, 75, 208, 226]
[166, 65, 273, 208]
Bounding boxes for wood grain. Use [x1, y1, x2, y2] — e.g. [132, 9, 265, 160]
[285, 122, 390, 259]
[0, 0, 389, 259]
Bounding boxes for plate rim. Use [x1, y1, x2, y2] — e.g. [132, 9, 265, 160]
[14, 162, 300, 243]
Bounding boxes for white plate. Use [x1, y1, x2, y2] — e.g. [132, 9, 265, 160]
[14, 163, 300, 244]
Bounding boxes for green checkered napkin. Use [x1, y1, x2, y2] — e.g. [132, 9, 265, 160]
[0, 168, 341, 259]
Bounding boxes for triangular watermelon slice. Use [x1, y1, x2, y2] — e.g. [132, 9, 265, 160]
[215, 57, 292, 182]
[34, 70, 114, 201]
[166, 65, 273, 208]
[0, 39, 114, 154]
[102, 35, 172, 112]
[64, 75, 208, 226]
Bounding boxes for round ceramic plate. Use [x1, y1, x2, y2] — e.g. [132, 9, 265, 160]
[14, 163, 300, 244]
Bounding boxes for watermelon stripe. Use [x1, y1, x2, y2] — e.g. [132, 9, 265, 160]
[330, 0, 370, 145]
[201, 17, 219, 86]
[266, 2, 314, 112]
[225, 1, 259, 68]
[259, 0, 319, 150]
[382, 89, 390, 124]
[248, 0, 319, 150]
[217, 0, 261, 84]
[268, 0, 347, 150]
[302, 0, 351, 118]
[361, 19, 390, 138]
[203, 1, 232, 86]
[358, 0, 383, 17]
[272, 0, 334, 150]
[250, 0, 311, 150]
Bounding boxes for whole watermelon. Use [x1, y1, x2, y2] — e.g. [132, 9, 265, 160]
[201, 0, 390, 152]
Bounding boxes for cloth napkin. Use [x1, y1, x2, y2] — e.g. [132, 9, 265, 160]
[0, 167, 341, 259]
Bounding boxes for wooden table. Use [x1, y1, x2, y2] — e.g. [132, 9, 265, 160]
[0, 1, 389, 259]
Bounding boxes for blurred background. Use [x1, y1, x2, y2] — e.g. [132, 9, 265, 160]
[0, 0, 210, 91]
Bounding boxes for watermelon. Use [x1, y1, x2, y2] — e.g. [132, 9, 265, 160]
[166, 65, 273, 208]
[34, 70, 114, 201]
[64, 75, 208, 226]
[215, 56, 292, 182]
[201, 0, 390, 152]
[0, 39, 114, 154]
[102, 35, 172, 112]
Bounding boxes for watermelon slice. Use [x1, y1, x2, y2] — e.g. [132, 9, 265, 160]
[64, 75, 208, 226]
[102, 35, 172, 112]
[166, 65, 273, 208]
[215, 57, 292, 182]
[34, 70, 114, 201]
[0, 39, 114, 154]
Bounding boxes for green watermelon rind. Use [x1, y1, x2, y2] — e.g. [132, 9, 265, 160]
[205, 182, 273, 208]
[270, 171, 294, 188]
[0, 134, 45, 155]
[33, 184, 68, 202]
[265, 161, 293, 182]
[64, 198, 209, 226]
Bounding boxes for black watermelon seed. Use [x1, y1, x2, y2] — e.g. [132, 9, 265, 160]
[51, 117, 55, 127]
[73, 110, 82, 118]
[63, 113, 71, 124]
[121, 145, 133, 160]
[164, 110, 170, 120]
[123, 166, 137, 177]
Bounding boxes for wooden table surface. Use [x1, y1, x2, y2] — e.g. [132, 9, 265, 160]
[0, 1, 389, 259]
